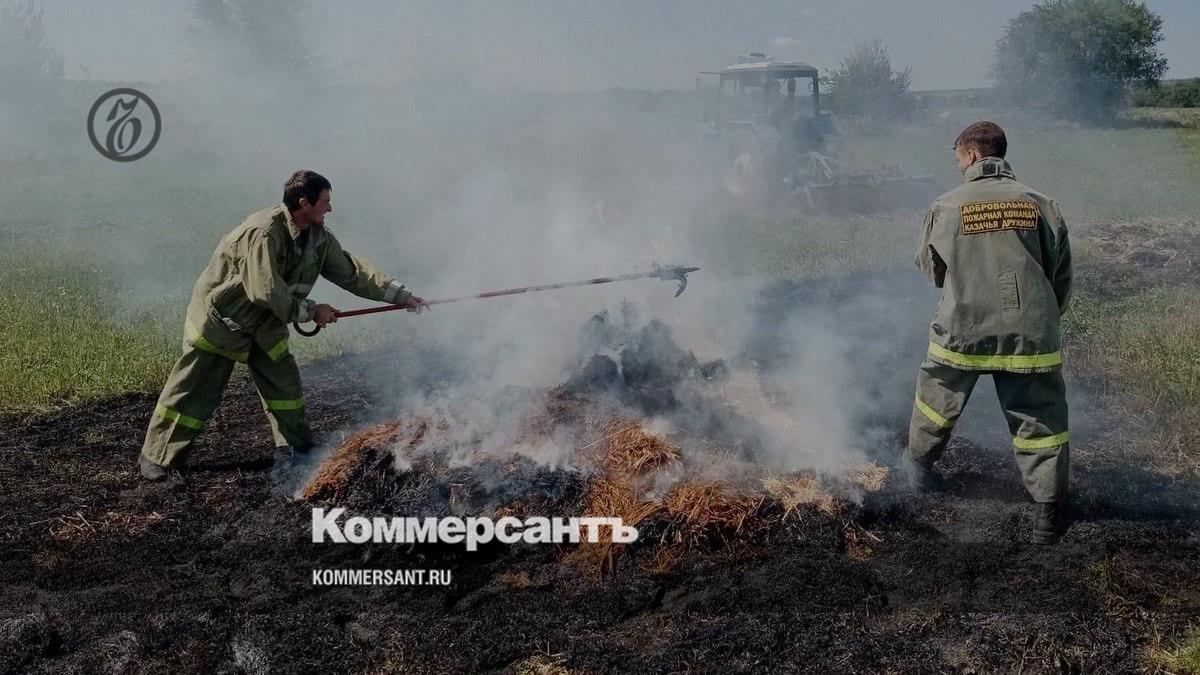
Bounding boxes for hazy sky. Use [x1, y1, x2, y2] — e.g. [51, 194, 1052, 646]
[43, 0, 1200, 90]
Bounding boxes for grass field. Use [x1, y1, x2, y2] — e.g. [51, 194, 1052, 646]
[0, 257, 175, 415]
[4, 99, 1200, 673]
[0, 250, 403, 414]
[1065, 285, 1200, 479]
[839, 112, 1200, 221]
[3, 105, 1200, 451]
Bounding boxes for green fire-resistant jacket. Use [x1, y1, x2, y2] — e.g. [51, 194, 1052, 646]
[915, 157, 1072, 373]
[183, 204, 413, 363]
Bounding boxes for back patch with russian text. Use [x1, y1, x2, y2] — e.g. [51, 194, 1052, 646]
[960, 200, 1040, 235]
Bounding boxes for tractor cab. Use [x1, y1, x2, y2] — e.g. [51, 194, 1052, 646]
[697, 52, 937, 211]
[701, 53, 833, 150]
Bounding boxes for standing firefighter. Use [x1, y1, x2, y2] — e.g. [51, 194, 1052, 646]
[139, 170, 424, 481]
[905, 122, 1073, 544]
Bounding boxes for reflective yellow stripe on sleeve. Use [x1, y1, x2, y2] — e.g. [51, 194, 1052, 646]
[928, 342, 1061, 370]
[914, 396, 954, 429]
[264, 398, 305, 411]
[266, 338, 289, 362]
[1013, 431, 1070, 450]
[155, 404, 204, 430]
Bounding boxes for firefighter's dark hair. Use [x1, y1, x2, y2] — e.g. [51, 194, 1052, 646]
[955, 121, 1007, 158]
[283, 170, 332, 211]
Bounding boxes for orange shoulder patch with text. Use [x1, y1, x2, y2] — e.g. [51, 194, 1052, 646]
[959, 200, 1040, 235]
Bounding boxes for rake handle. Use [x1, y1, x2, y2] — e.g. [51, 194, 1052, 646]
[291, 266, 700, 337]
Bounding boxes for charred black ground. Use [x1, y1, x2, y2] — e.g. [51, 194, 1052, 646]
[3, 365, 1198, 673]
[2, 274, 1199, 673]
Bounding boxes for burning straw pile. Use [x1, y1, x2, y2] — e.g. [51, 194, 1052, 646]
[568, 418, 888, 574]
[301, 310, 890, 575]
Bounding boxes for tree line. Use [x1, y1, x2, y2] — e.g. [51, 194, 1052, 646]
[828, 0, 1178, 124]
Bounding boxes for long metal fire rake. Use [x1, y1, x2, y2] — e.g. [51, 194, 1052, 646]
[293, 264, 700, 336]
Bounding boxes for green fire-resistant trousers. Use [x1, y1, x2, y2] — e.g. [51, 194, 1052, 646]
[907, 358, 1069, 503]
[140, 337, 311, 468]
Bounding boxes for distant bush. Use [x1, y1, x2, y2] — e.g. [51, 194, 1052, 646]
[993, 0, 1167, 123]
[827, 38, 914, 121]
[1130, 79, 1200, 108]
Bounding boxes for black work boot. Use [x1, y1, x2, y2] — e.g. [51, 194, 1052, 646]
[271, 444, 316, 495]
[1031, 500, 1069, 545]
[138, 454, 169, 482]
[273, 444, 315, 466]
[900, 456, 945, 493]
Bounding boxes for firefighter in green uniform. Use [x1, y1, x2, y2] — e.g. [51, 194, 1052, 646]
[138, 170, 425, 481]
[905, 122, 1073, 544]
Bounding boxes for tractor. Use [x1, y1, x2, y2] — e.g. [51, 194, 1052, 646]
[697, 53, 938, 212]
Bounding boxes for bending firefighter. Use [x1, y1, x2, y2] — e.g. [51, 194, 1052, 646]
[905, 122, 1073, 544]
[139, 170, 425, 481]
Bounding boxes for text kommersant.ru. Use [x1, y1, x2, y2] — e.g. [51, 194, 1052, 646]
[312, 508, 639, 551]
[311, 568, 452, 586]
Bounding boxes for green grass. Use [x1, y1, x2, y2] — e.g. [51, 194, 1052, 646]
[1148, 630, 1200, 674]
[0, 249, 411, 415]
[1064, 284, 1200, 476]
[838, 117, 1200, 221]
[1066, 288, 1200, 403]
[0, 258, 177, 415]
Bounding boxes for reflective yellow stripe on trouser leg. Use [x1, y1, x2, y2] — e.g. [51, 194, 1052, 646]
[914, 396, 954, 429]
[261, 397, 308, 449]
[1013, 431, 1070, 450]
[1012, 432, 1070, 503]
[247, 346, 312, 449]
[994, 368, 1070, 503]
[155, 404, 204, 430]
[908, 359, 978, 467]
[142, 343, 236, 466]
[266, 338, 289, 362]
[263, 398, 305, 411]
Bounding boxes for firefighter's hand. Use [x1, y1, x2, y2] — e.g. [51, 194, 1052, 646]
[313, 303, 339, 327]
[400, 295, 428, 313]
